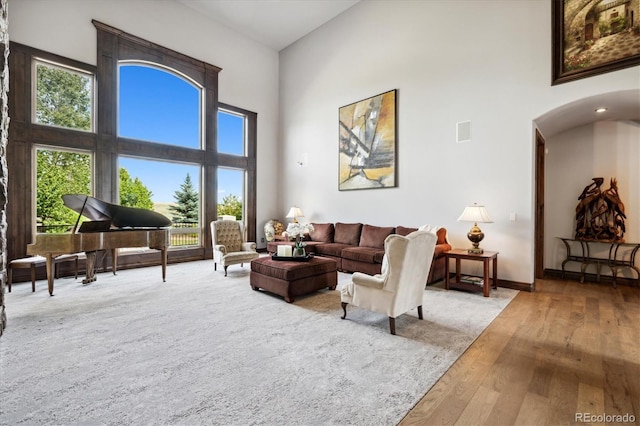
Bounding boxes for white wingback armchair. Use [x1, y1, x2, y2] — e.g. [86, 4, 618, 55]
[211, 220, 259, 276]
[340, 230, 437, 335]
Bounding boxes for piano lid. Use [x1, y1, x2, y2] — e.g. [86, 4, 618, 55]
[62, 194, 172, 229]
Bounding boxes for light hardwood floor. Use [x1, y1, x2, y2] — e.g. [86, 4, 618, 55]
[400, 278, 640, 425]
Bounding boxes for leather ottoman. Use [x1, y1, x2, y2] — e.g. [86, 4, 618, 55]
[250, 256, 338, 303]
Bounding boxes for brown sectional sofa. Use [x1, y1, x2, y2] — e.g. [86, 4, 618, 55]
[266, 222, 451, 284]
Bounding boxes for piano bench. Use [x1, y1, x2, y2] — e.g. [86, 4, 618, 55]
[53, 253, 85, 279]
[8, 254, 82, 293]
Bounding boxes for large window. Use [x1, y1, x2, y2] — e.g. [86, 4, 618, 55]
[217, 168, 245, 220]
[217, 106, 251, 220]
[33, 59, 94, 132]
[8, 26, 257, 268]
[35, 147, 92, 233]
[118, 63, 202, 148]
[117, 63, 205, 247]
[119, 157, 201, 247]
[218, 109, 245, 155]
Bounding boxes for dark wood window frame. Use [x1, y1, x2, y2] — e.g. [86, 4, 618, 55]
[7, 21, 257, 276]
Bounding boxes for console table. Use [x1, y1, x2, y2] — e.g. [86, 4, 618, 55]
[444, 249, 498, 297]
[558, 238, 640, 287]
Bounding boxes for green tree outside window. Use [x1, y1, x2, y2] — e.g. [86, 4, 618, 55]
[119, 168, 154, 209]
[35, 62, 92, 131]
[169, 173, 199, 222]
[36, 149, 91, 231]
[217, 194, 243, 220]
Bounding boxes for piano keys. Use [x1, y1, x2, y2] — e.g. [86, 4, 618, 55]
[26, 195, 172, 296]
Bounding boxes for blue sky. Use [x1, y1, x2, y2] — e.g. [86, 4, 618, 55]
[118, 65, 243, 203]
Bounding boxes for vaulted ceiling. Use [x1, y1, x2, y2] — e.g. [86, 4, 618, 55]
[174, 0, 638, 137]
[176, 0, 360, 51]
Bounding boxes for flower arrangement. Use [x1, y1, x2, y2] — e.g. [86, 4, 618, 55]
[286, 222, 315, 253]
[564, 53, 590, 71]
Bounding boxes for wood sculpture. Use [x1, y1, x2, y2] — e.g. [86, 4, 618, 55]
[575, 177, 626, 241]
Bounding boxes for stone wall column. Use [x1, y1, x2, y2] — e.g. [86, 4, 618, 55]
[0, 0, 9, 337]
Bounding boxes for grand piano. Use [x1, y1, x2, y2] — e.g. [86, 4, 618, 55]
[27, 194, 172, 296]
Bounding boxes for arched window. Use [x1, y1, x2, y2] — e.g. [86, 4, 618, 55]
[118, 63, 202, 149]
[117, 63, 205, 247]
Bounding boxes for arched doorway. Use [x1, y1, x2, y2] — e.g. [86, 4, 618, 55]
[533, 90, 640, 284]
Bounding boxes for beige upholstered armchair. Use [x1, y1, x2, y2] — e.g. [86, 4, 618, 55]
[340, 230, 437, 335]
[211, 220, 259, 276]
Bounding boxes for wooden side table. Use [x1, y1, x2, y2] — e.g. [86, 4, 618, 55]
[444, 249, 499, 297]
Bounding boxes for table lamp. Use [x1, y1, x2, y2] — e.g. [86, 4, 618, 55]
[457, 203, 493, 254]
[286, 206, 304, 223]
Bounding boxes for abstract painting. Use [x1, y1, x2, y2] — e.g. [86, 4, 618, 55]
[338, 89, 397, 191]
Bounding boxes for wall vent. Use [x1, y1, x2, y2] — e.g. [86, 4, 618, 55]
[456, 120, 471, 143]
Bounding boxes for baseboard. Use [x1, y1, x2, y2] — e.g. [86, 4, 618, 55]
[544, 268, 639, 287]
[497, 279, 534, 292]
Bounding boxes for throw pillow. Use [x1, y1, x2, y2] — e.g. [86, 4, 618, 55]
[359, 225, 395, 249]
[334, 222, 363, 245]
[395, 226, 418, 236]
[309, 223, 334, 242]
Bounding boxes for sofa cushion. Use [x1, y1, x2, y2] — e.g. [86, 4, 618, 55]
[300, 241, 325, 253]
[334, 222, 363, 246]
[395, 226, 418, 236]
[315, 243, 353, 258]
[310, 223, 334, 243]
[341, 246, 385, 264]
[359, 225, 395, 249]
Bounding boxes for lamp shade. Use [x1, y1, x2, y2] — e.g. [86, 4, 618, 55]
[457, 204, 493, 223]
[286, 206, 304, 221]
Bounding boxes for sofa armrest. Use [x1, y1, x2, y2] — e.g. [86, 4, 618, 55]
[214, 244, 227, 254]
[433, 242, 452, 258]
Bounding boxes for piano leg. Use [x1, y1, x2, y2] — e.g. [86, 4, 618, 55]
[45, 254, 55, 296]
[112, 248, 118, 275]
[83, 251, 98, 284]
[161, 248, 167, 282]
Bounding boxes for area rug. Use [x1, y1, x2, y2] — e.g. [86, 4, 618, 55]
[0, 258, 518, 425]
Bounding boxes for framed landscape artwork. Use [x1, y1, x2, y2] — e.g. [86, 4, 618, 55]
[552, 0, 640, 85]
[338, 89, 397, 191]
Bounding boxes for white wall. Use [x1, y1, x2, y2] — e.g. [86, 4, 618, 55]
[545, 121, 640, 278]
[279, 0, 640, 284]
[9, 0, 282, 246]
